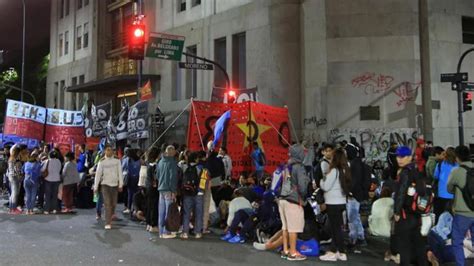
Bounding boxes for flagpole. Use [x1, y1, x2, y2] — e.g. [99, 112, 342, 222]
[284, 105, 299, 144]
[266, 119, 291, 147]
[191, 98, 205, 151]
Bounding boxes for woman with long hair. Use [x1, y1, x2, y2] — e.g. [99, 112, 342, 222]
[433, 147, 458, 223]
[8, 146, 23, 214]
[319, 148, 352, 262]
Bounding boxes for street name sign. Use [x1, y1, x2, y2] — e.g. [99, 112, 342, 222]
[178, 62, 214, 70]
[146, 32, 185, 61]
[440, 72, 468, 83]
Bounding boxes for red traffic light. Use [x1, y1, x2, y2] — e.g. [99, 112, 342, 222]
[128, 23, 146, 60]
[463, 92, 473, 112]
[467, 92, 473, 101]
[227, 90, 236, 103]
[134, 28, 145, 38]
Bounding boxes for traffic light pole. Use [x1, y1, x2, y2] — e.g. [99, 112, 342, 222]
[456, 48, 474, 145]
[182, 52, 231, 90]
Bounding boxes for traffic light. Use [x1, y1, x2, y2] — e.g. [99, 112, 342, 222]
[463, 92, 473, 112]
[227, 90, 236, 104]
[128, 22, 146, 60]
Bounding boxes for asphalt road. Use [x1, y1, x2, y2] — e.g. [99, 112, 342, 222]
[0, 205, 394, 266]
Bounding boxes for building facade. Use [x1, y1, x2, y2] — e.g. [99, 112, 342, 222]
[46, 0, 474, 151]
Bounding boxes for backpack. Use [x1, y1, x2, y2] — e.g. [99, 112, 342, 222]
[278, 166, 293, 198]
[408, 171, 434, 215]
[182, 165, 200, 196]
[270, 166, 285, 197]
[457, 165, 474, 211]
[313, 158, 329, 187]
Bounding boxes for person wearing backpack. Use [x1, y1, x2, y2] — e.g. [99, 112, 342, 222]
[433, 147, 457, 223]
[251, 142, 266, 182]
[277, 144, 310, 261]
[447, 145, 474, 266]
[145, 147, 160, 233]
[313, 143, 334, 188]
[125, 150, 141, 216]
[319, 148, 352, 262]
[393, 146, 428, 266]
[180, 152, 204, 239]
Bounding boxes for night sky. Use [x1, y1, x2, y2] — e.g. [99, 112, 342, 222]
[0, 0, 50, 66]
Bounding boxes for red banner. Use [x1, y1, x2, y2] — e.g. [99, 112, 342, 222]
[187, 101, 291, 178]
[4, 99, 46, 140]
[44, 108, 85, 145]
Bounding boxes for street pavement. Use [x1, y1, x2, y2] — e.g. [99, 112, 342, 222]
[0, 203, 394, 266]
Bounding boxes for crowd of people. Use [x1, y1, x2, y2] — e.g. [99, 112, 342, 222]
[2, 136, 474, 265]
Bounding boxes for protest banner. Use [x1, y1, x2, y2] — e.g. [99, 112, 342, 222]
[3, 99, 46, 140]
[44, 108, 85, 145]
[127, 100, 149, 140]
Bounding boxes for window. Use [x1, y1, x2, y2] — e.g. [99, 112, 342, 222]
[59, 0, 64, 19]
[78, 0, 83, 10]
[59, 80, 65, 108]
[76, 26, 83, 50]
[54, 82, 59, 108]
[79, 75, 85, 84]
[192, 0, 201, 7]
[186, 45, 197, 98]
[463, 16, 474, 44]
[59, 33, 64, 56]
[360, 106, 380, 121]
[65, 31, 69, 55]
[84, 0, 89, 6]
[214, 37, 227, 87]
[232, 32, 246, 89]
[83, 23, 89, 48]
[178, 0, 186, 12]
[72, 77, 77, 86]
[172, 62, 182, 101]
[65, 0, 69, 16]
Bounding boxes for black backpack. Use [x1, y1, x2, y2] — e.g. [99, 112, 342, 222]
[182, 165, 200, 196]
[313, 158, 329, 187]
[458, 165, 474, 211]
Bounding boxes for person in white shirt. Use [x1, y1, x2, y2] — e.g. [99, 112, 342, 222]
[219, 147, 233, 181]
[41, 151, 62, 214]
[369, 187, 394, 237]
[94, 145, 123, 230]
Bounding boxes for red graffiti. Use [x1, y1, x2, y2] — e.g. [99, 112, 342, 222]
[352, 72, 394, 95]
[394, 82, 420, 107]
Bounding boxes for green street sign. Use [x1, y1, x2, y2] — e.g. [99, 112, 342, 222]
[146, 32, 185, 61]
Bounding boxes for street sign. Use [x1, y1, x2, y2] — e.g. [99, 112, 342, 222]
[440, 72, 468, 83]
[146, 32, 185, 61]
[460, 82, 474, 91]
[178, 62, 214, 70]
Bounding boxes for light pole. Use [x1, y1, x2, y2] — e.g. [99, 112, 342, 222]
[20, 0, 26, 102]
[0, 82, 36, 105]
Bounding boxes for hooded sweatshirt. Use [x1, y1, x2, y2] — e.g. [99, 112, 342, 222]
[94, 156, 123, 191]
[156, 156, 178, 193]
[281, 145, 310, 205]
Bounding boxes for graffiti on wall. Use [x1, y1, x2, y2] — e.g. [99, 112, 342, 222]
[328, 128, 419, 163]
[394, 82, 420, 107]
[303, 116, 327, 127]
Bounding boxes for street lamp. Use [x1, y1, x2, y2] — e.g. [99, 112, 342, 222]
[21, 0, 26, 102]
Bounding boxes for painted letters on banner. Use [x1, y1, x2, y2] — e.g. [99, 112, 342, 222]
[4, 99, 46, 140]
[115, 103, 129, 141]
[211, 87, 258, 103]
[127, 100, 149, 140]
[44, 108, 85, 145]
[187, 101, 291, 178]
[92, 102, 111, 137]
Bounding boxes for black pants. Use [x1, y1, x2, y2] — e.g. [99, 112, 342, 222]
[146, 188, 159, 227]
[394, 214, 427, 266]
[433, 197, 451, 224]
[326, 204, 346, 253]
[37, 180, 45, 208]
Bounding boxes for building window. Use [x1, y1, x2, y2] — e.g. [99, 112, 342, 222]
[83, 23, 89, 48]
[186, 45, 198, 98]
[59, 33, 64, 57]
[214, 37, 227, 88]
[76, 26, 83, 50]
[192, 0, 201, 7]
[72, 77, 77, 86]
[59, 0, 64, 19]
[178, 0, 186, 12]
[78, 0, 83, 10]
[462, 16, 474, 44]
[65, 31, 69, 55]
[172, 62, 182, 101]
[59, 80, 65, 108]
[84, 0, 89, 6]
[79, 75, 85, 84]
[232, 32, 246, 89]
[54, 82, 59, 108]
[65, 0, 69, 16]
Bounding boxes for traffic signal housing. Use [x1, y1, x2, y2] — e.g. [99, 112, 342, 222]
[227, 90, 236, 104]
[128, 23, 146, 60]
[463, 92, 473, 112]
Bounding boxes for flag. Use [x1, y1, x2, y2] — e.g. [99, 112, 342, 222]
[213, 110, 231, 147]
[140, 80, 153, 101]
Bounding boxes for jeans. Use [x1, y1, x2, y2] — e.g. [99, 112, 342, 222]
[24, 180, 38, 211]
[394, 214, 427, 266]
[127, 177, 139, 210]
[9, 177, 19, 209]
[182, 195, 204, 234]
[44, 181, 60, 212]
[96, 192, 104, 216]
[452, 214, 474, 266]
[347, 198, 365, 242]
[229, 209, 250, 235]
[326, 204, 346, 253]
[158, 191, 175, 235]
[427, 231, 455, 263]
[37, 180, 45, 208]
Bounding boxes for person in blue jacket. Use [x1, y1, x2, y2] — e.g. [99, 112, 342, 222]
[251, 142, 266, 182]
[23, 151, 42, 215]
[433, 147, 457, 223]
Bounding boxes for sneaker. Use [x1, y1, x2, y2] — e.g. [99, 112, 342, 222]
[220, 232, 233, 241]
[228, 234, 245, 244]
[253, 242, 267, 251]
[146, 225, 151, 231]
[43, 211, 49, 215]
[149, 227, 159, 233]
[11, 209, 22, 215]
[320, 251, 338, 262]
[384, 251, 391, 262]
[337, 252, 348, 261]
[391, 254, 400, 264]
[52, 210, 57, 214]
[104, 225, 112, 230]
[353, 245, 362, 254]
[320, 238, 332, 245]
[180, 233, 189, 239]
[195, 233, 203, 239]
[96, 215, 101, 220]
[280, 251, 289, 259]
[287, 253, 307, 261]
[122, 209, 130, 214]
[160, 233, 176, 239]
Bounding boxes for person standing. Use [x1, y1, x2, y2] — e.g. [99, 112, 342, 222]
[393, 146, 428, 266]
[447, 145, 474, 266]
[181, 152, 204, 239]
[319, 148, 352, 262]
[23, 151, 41, 215]
[8, 146, 23, 214]
[156, 145, 179, 238]
[77, 144, 88, 186]
[145, 147, 160, 233]
[218, 147, 233, 181]
[425, 146, 444, 183]
[251, 142, 266, 182]
[42, 151, 62, 214]
[125, 150, 141, 215]
[433, 147, 457, 223]
[415, 138, 427, 174]
[62, 152, 80, 213]
[302, 141, 315, 181]
[387, 142, 399, 179]
[94, 145, 123, 230]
